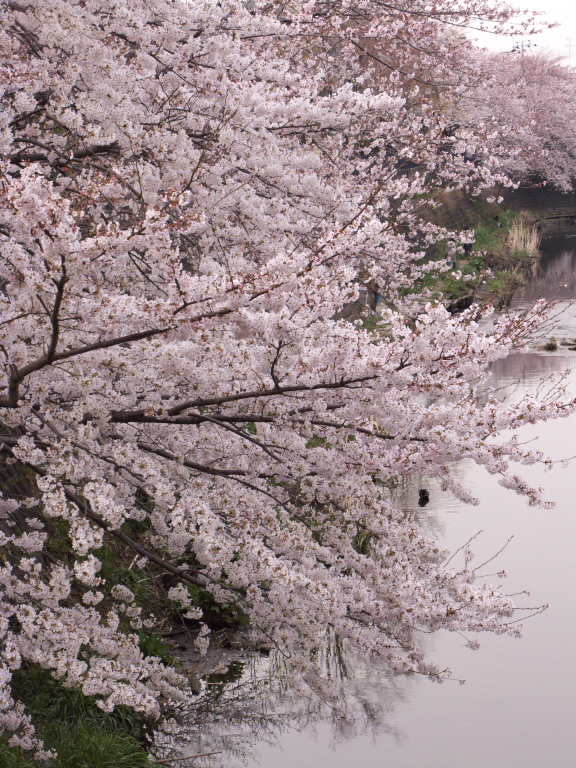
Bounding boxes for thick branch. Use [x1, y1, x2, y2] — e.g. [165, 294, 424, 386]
[112, 375, 377, 421]
[6, 140, 122, 166]
[0, 326, 171, 409]
[46, 266, 68, 360]
[0, 268, 68, 407]
[114, 412, 426, 443]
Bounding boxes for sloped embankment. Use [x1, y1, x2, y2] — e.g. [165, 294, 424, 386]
[424, 186, 576, 312]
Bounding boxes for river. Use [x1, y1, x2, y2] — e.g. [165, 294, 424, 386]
[160, 235, 576, 768]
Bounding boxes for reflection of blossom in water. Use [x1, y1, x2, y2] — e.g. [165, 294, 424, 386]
[154, 653, 284, 767]
[154, 637, 410, 767]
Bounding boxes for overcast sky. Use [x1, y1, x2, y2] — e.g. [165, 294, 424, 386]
[471, 0, 576, 63]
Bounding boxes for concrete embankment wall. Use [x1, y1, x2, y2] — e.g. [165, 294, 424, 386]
[503, 187, 576, 233]
[430, 186, 576, 233]
[502, 186, 576, 216]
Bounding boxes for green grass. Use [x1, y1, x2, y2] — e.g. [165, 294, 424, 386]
[0, 742, 37, 768]
[472, 210, 519, 252]
[1, 666, 153, 768]
[138, 630, 178, 666]
[426, 210, 533, 304]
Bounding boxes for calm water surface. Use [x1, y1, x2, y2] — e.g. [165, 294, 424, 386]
[176, 237, 576, 768]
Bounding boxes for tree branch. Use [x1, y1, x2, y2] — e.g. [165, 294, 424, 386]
[112, 375, 377, 421]
[6, 139, 122, 166]
[0, 441, 243, 595]
[136, 441, 253, 478]
[112, 412, 426, 444]
[0, 326, 171, 409]
[0, 264, 68, 407]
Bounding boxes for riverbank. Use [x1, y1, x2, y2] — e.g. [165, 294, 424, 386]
[425, 185, 576, 311]
[443, 211, 542, 312]
[338, 185, 576, 321]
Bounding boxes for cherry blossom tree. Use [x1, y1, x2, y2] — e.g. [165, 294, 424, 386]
[0, 0, 569, 757]
[453, 49, 576, 191]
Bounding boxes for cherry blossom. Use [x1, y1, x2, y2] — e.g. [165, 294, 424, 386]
[454, 49, 576, 190]
[0, 0, 570, 756]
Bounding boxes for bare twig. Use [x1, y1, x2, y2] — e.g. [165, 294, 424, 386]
[444, 529, 484, 567]
[151, 752, 223, 765]
[473, 535, 514, 573]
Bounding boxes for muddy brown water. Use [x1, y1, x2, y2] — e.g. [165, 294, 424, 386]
[163, 236, 576, 768]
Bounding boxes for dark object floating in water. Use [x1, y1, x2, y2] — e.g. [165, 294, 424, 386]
[536, 338, 558, 352]
[418, 489, 430, 507]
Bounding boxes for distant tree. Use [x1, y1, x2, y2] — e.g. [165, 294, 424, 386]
[0, 0, 565, 757]
[454, 49, 576, 190]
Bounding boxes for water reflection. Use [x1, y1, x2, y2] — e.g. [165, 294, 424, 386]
[515, 236, 576, 304]
[154, 641, 410, 766]
[491, 235, 576, 390]
[488, 350, 573, 390]
[158, 236, 576, 768]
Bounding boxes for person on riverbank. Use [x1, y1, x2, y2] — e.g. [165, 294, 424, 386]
[446, 239, 457, 268]
[463, 238, 474, 256]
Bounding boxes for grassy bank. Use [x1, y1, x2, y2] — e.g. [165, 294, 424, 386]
[1, 668, 153, 768]
[441, 211, 541, 310]
[419, 190, 548, 310]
